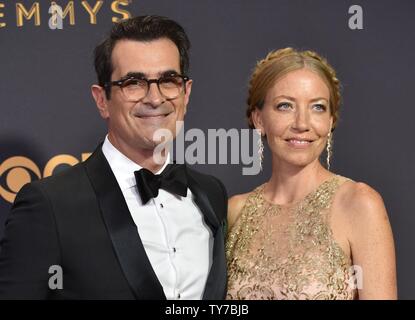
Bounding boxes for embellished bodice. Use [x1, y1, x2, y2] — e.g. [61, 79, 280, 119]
[226, 175, 357, 300]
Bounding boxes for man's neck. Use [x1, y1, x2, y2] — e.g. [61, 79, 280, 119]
[107, 134, 169, 173]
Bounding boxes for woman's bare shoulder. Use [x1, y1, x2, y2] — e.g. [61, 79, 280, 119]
[337, 179, 385, 214]
[333, 177, 396, 299]
[335, 178, 389, 232]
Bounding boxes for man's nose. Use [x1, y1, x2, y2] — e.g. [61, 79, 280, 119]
[141, 82, 164, 106]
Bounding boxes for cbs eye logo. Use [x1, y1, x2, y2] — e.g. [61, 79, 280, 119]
[0, 153, 91, 203]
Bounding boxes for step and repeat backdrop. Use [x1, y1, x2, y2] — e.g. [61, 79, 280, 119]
[1, 0, 414, 298]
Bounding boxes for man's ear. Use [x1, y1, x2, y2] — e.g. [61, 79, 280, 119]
[251, 108, 265, 134]
[183, 79, 193, 114]
[91, 85, 109, 119]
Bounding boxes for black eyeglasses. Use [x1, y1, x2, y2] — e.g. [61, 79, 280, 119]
[104, 73, 189, 102]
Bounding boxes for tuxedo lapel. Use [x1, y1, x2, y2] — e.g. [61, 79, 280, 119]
[187, 172, 220, 235]
[186, 170, 227, 299]
[84, 146, 166, 300]
[202, 230, 227, 299]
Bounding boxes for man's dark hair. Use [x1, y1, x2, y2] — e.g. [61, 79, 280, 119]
[94, 15, 190, 99]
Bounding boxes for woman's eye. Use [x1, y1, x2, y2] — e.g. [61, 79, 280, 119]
[313, 104, 327, 112]
[276, 102, 292, 110]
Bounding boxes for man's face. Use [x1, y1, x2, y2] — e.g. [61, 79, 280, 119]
[93, 38, 192, 155]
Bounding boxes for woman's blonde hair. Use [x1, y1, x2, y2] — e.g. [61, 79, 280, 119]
[247, 47, 341, 130]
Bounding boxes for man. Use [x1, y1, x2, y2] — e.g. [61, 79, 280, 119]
[0, 15, 227, 299]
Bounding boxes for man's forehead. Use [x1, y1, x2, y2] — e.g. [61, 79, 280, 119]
[111, 39, 181, 77]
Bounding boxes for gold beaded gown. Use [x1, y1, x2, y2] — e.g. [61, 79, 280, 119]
[226, 175, 357, 300]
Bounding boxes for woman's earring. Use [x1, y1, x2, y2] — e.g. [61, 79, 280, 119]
[326, 130, 333, 171]
[258, 131, 264, 172]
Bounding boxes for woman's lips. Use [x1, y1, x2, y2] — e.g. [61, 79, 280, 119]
[285, 139, 314, 148]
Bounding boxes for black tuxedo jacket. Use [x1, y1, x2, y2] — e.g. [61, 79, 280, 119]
[0, 146, 228, 299]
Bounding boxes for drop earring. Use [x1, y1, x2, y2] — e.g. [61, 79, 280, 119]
[258, 131, 264, 172]
[326, 130, 333, 171]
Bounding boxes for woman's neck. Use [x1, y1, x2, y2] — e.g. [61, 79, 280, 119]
[264, 159, 333, 205]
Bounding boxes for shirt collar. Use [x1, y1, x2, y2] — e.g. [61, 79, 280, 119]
[102, 135, 171, 191]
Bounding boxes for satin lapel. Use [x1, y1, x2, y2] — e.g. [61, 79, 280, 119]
[84, 146, 165, 300]
[186, 169, 227, 299]
[186, 172, 220, 235]
[202, 229, 227, 299]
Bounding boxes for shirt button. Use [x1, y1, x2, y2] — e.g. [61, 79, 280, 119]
[160, 203, 164, 208]
[173, 247, 176, 253]
[177, 293, 181, 299]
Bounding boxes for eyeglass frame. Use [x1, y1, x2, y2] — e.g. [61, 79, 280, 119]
[103, 72, 190, 102]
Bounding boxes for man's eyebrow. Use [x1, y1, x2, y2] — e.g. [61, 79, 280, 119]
[160, 70, 180, 77]
[123, 70, 180, 79]
[123, 72, 145, 79]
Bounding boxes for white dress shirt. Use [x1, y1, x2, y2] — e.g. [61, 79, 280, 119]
[102, 136, 213, 300]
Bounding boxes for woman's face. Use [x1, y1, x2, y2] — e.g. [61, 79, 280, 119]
[252, 68, 333, 169]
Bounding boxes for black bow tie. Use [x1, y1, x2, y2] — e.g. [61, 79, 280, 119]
[134, 164, 188, 204]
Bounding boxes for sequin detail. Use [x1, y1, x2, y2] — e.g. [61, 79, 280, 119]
[226, 175, 357, 300]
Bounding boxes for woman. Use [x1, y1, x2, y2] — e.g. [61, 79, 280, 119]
[226, 48, 397, 300]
